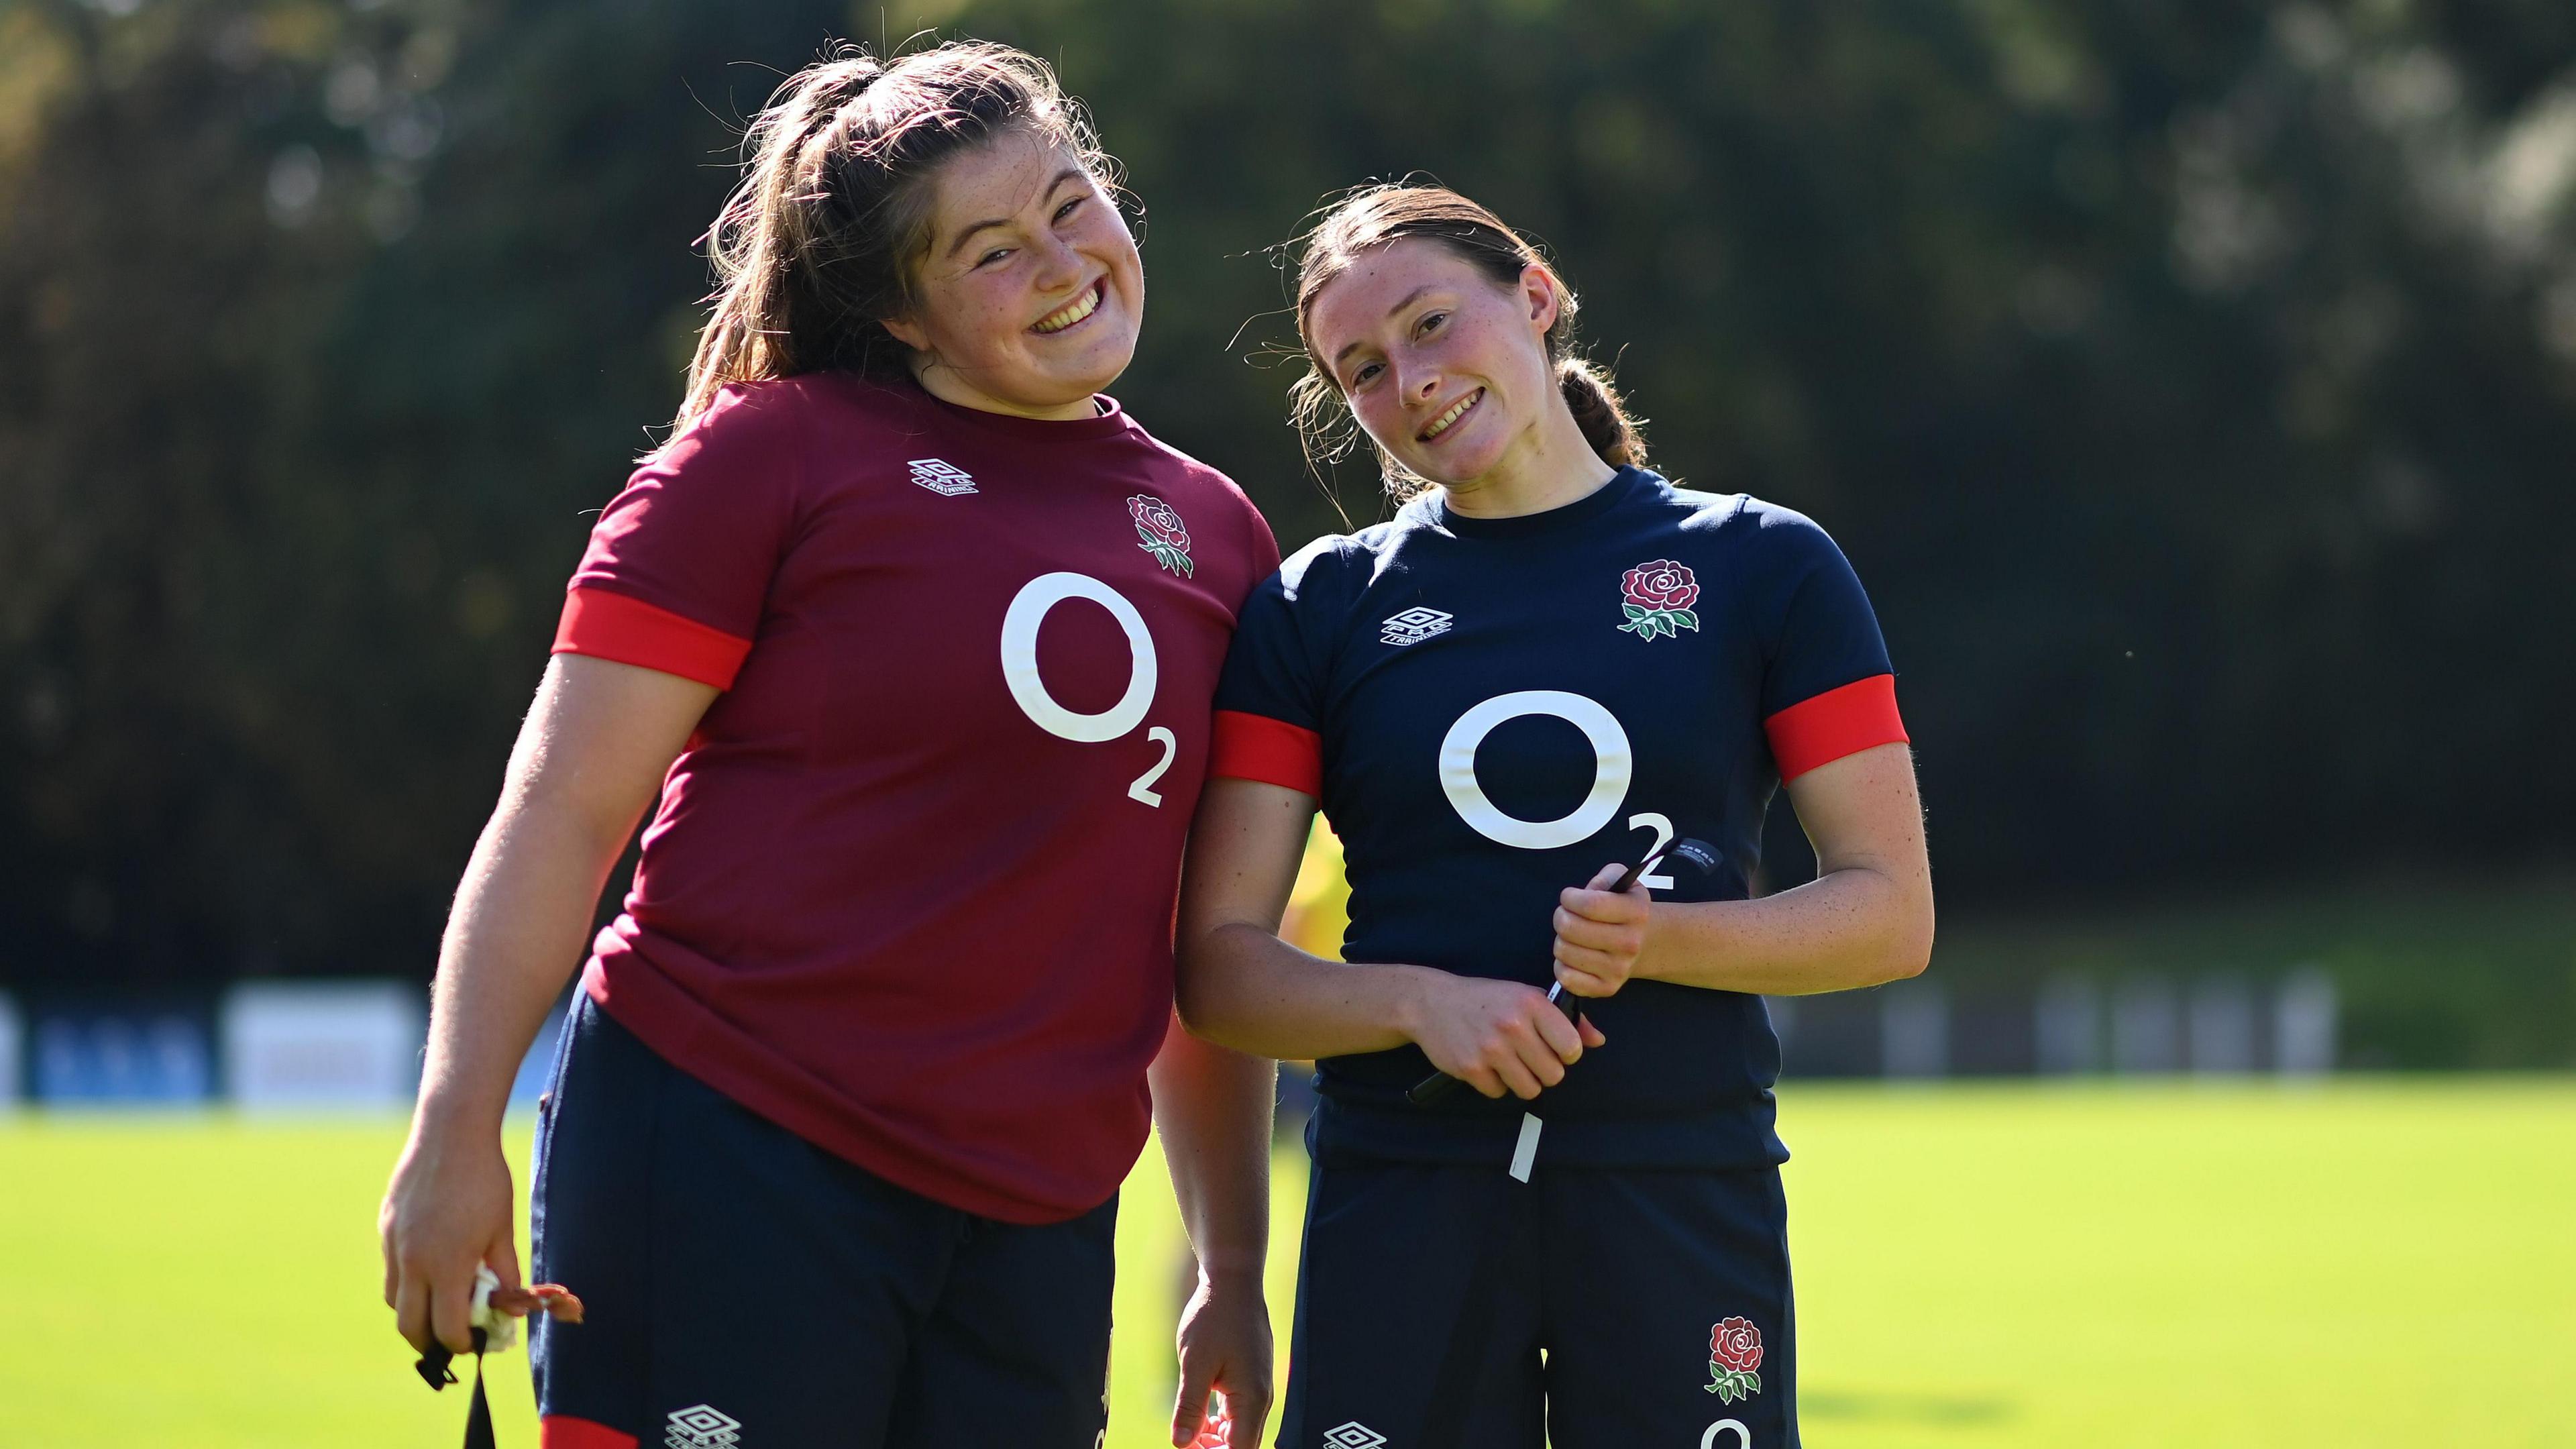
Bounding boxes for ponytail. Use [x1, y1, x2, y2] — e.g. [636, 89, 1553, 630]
[1558, 356, 1643, 469]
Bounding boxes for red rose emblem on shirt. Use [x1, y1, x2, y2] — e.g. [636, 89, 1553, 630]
[1705, 1316, 1764, 1401]
[1617, 558, 1700, 641]
[1129, 494, 1195, 577]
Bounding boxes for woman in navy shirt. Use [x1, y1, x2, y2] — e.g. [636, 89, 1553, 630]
[1175, 184, 1935, 1449]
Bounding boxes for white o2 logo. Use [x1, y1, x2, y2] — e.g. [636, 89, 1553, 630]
[1701, 1421, 1751, 1449]
[999, 572, 1177, 806]
[1437, 690, 1633, 849]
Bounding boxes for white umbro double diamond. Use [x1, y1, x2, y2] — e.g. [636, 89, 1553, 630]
[1380, 606, 1454, 647]
[665, 1404, 741, 1449]
[908, 458, 977, 496]
[1323, 1424, 1388, 1449]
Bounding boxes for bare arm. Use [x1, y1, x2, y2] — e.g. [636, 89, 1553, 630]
[379, 653, 716, 1354]
[1175, 780, 1601, 1102]
[1549, 743, 1934, 1000]
[1149, 1015, 1275, 1448]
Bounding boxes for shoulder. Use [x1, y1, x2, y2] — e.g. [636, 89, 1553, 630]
[1113, 413, 1278, 553]
[1688, 491, 1849, 574]
[652, 373, 910, 478]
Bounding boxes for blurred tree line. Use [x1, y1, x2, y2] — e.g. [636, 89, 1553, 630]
[3, 0, 2572, 994]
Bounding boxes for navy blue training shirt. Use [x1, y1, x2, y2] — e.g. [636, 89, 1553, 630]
[1208, 466, 1908, 1169]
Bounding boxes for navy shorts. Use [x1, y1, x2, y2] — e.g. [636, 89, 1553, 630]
[1277, 1150, 1798, 1449]
[529, 996, 1118, 1449]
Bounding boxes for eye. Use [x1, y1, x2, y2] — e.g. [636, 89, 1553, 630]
[976, 247, 1013, 268]
[1054, 197, 1085, 224]
[1348, 360, 1383, 389]
[1415, 310, 1448, 337]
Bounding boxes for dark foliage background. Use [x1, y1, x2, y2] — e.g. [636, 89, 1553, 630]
[4, 0, 2572, 995]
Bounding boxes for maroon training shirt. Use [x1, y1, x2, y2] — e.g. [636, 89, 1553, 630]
[552, 374, 1277, 1224]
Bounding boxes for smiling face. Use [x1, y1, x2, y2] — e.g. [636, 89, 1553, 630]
[883, 129, 1144, 420]
[1303, 236, 1572, 493]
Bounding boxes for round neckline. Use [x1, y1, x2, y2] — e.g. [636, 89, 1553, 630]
[1427, 466, 1645, 539]
[835, 372, 1136, 441]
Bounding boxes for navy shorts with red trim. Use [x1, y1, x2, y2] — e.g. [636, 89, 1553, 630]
[529, 996, 1118, 1449]
[1277, 1148, 1799, 1449]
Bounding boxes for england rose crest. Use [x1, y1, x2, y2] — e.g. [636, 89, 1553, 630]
[1129, 494, 1194, 577]
[1705, 1317, 1763, 1402]
[1618, 559, 1699, 640]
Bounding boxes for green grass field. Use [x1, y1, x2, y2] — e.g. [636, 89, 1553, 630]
[2, 1081, 2568, 1448]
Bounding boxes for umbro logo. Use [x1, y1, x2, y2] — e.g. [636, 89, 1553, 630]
[908, 458, 977, 496]
[1380, 606, 1454, 647]
[1323, 1424, 1388, 1449]
[665, 1404, 741, 1449]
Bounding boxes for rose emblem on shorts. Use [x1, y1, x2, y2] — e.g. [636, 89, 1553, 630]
[1705, 1316, 1764, 1402]
[1618, 558, 1699, 641]
[1129, 494, 1194, 577]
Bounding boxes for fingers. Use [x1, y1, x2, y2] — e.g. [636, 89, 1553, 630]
[1531, 1002, 1585, 1065]
[1578, 1016, 1608, 1049]
[487, 1230, 525, 1295]
[1226, 1383, 1275, 1449]
[429, 1267, 476, 1356]
[394, 1265, 435, 1356]
[1587, 862, 1627, 891]
[380, 1208, 399, 1309]
[1171, 1345, 1216, 1447]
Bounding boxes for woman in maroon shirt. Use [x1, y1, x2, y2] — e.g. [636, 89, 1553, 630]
[379, 43, 1275, 1449]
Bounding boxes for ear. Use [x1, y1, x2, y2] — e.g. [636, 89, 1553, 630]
[881, 311, 930, 354]
[1521, 264, 1562, 335]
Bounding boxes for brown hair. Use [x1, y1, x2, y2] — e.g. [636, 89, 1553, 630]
[1287, 184, 1646, 494]
[674, 41, 1118, 430]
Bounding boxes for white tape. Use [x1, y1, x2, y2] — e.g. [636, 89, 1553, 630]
[1508, 1112, 1543, 1183]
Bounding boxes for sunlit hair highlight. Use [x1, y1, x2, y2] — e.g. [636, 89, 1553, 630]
[1287, 183, 1646, 496]
[673, 40, 1118, 432]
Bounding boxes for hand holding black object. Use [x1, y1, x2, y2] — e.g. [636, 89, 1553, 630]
[1407, 839, 1719, 1106]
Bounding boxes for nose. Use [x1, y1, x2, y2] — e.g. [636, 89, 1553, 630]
[1032, 232, 1083, 292]
[1395, 354, 1442, 409]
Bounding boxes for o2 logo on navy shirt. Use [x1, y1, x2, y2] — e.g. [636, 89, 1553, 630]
[1000, 572, 1177, 806]
[1438, 689, 1676, 885]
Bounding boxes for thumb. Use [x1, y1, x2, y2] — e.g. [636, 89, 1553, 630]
[486, 1225, 524, 1295]
[1171, 1349, 1214, 1447]
[1589, 862, 1627, 891]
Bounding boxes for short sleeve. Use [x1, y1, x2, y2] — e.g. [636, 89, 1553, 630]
[1752, 508, 1908, 780]
[1208, 539, 1341, 798]
[552, 385, 805, 690]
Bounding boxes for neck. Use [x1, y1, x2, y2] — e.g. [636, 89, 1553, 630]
[1436, 406, 1618, 519]
[910, 358, 1102, 422]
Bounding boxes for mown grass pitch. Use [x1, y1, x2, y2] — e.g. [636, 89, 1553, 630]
[1, 1081, 2567, 1448]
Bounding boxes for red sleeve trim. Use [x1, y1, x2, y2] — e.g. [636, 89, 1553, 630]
[552, 586, 753, 690]
[1210, 710, 1322, 797]
[1764, 674, 1908, 781]
[541, 1416, 638, 1449]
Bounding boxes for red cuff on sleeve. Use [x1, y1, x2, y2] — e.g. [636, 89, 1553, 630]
[552, 586, 753, 690]
[1764, 674, 1908, 781]
[1210, 710, 1323, 797]
[541, 1417, 638, 1449]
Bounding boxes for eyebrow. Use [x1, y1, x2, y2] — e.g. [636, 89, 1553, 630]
[943, 168, 1089, 260]
[1330, 284, 1439, 369]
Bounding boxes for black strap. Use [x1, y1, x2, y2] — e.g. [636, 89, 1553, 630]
[1418, 1177, 1519, 1449]
[415, 1328, 497, 1449]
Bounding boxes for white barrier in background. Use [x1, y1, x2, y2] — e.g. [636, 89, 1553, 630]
[1880, 981, 1949, 1078]
[222, 981, 424, 1110]
[2036, 975, 2104, 1075]
[0, 993, 18, 1106]
[2188, 975, 2257, 1075]
[2275, 967, 2338, 1077]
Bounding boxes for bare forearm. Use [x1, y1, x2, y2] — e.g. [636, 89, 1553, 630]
[1177, 924, 1438, 1063]
[414, 795, 634, 1136]
[1148, 1019, 1274, 1281]
[1639, 865, 1933, 996]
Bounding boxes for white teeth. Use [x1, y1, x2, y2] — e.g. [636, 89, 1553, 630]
[1032, 282, 1102, 334]
[1423, 390, 1479, 439]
